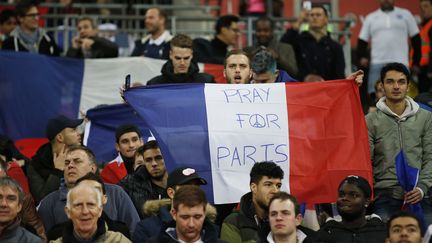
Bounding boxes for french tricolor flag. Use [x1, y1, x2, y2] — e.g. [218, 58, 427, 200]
[124, 81, 372, 204]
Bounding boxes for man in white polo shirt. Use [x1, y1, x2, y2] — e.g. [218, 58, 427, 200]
[357, 0, 421, 97]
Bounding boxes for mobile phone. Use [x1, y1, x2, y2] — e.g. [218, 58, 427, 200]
[125, 74, 131, 90]
[303, 1, 311, 10]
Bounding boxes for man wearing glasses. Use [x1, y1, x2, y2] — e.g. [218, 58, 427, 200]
[2, 1, 60, 56]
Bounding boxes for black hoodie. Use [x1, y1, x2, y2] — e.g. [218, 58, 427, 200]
[147, 60, 214, 85]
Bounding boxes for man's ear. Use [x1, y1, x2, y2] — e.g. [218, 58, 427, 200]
[102, 195, 108, 205]
[167, 187, 175, 199]
[56, 133, 64, 144]
[223, 69, 227, 79]
[250, 183, 257, 194]
[115, 143, 120, 152]
[295, 213, 303, 226]
[64, 207, 71, 219]
[170, 208, 177, 221]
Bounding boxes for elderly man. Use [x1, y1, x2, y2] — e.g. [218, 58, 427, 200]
[0, 177, 43, 242]
[38, 145, 140, 237]
[51, 182, 130, 242]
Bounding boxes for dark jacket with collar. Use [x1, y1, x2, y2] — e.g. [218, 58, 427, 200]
[147, 60, 215, 85]
[0, 218, 43, 243]
[281, 29, 345, 81]
[220, 192, 265, 243]
[28, 142, 62, 203]
[193, 37, 228, 64]
[117, 165, 168, 218]
[303, 216, 386, 243]
[146, 219, 226, 243]
[66, 36, 119, 58]
[133, 199, 218, 243]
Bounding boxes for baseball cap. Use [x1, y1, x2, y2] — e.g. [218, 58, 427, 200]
[167, 167, 207, 188]
[46, 115, 83, 141]
[339, 175, 372, 198]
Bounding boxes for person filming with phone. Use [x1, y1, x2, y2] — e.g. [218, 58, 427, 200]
[66, 17, 118, 59]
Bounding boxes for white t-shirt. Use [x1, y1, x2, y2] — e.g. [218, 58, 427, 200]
[358, 7, 419, 65]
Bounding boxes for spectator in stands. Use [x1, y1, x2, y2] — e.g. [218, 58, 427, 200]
[250, 47, 297, 83]
[416, 0, 432, 93]
[2, 1, 60, 56]
[146, 185, 224, 243]
[147, 34, 215, 85]
[260, 192, 305, 243]
[223, 49, 252, 84]
[220, 161, 286, 242]
[100, 124, 143, 184]
[0, 177, 43, 242]
[118, 141, 169, 218]
[66, 17, 119, 58]
[0, 157, 46, 242]
[244, 16, 298, 78]
[366, 63, 432, 225]
[38, 145, 140, 237]
[27, 115, 83, 203]
[304, 175, 386, 243]
[280, 5, 345, 81]
[0, 9, 17, 49]
[0, 136, 30, 193]
[50, 181, 130, 242]
[131, 7, 172, 59]
[46, 173, 131, 241]
[132, 166, 210, 242]
[193, 15, 240, 64]
[357, 0, 420, 96]
[386, 211, 423, 243]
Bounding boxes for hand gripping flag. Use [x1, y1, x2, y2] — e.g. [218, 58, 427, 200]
[124, 81, 372, 204]
[396, 150, 425, 228]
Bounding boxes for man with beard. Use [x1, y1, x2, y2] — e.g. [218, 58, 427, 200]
[223, 49, 253, 84]
[131, 7, 172, 59]
[147, 34, 214, 85]
[118, 141, 168, 218]
[38, 145, 140, 237]
[304, 175, 386, 243]
[220, 161, 284, 242]
[244, 16, 298, 78]
[27, 115, 83, 203]
[100, 124, 143, 184]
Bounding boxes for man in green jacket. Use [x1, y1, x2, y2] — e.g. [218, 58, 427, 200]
[366, 62, 432, 225]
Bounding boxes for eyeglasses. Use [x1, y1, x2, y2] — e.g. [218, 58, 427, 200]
[23, 13, 40, 18]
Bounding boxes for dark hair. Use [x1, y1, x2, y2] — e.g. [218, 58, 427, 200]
[141, 140, 159, 154]
[115, 124, 141, 143]
[170, 34, 193, 49]
[338, 175, 372, 199]
[387, 211, 422, 237]
[66, 145, 97, 165]
[251, 47, 277, 74]
[77, 16, 96, 29]
[0, 9, 17, 24]
[224, 49, 250, 68]
[421, 0, 432, 4]
[255, 16, 274, 30]
[312, 4, 329, 17]
[380, 62, 411, 84]
[0, 177, 24, 204]
[215, 15, 239, 34]
[15, 1, 38, 17]
[269, 191, 300, 215]
[76, 172, 106, 195]
[172, 185, 207, 211]
[250, 161, 284, 185]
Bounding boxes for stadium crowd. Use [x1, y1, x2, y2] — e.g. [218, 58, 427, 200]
[0, 0, 432, 242]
